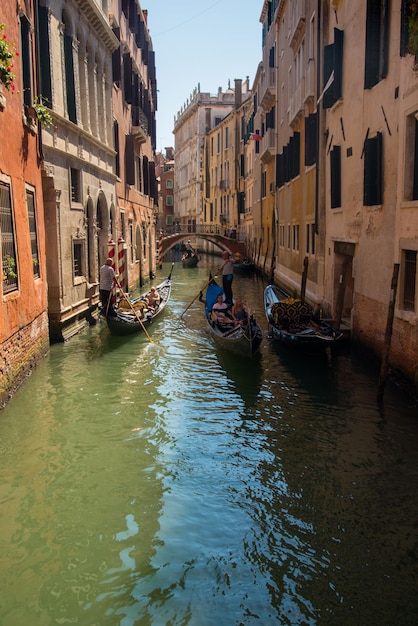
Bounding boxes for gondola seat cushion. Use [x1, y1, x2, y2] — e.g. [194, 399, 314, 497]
[271, 300, 312, 327]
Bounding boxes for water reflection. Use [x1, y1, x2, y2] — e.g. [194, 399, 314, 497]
[0, 259, 417, 625]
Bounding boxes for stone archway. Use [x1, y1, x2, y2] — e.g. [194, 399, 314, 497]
[85, 195, 96, 283]
[96, 190, 109, 269]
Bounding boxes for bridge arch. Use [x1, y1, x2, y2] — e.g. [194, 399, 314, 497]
[160, 231, 247, 260]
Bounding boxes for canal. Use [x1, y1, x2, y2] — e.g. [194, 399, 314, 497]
[0, 257, 417, 626]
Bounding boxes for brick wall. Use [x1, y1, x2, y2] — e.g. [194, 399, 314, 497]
[0, 312, 49, 407]
[352, 292, 418, 390]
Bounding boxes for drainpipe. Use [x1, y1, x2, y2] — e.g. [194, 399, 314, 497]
[315, 0, 322, 235]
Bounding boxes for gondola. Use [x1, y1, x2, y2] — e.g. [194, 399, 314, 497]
[201, 277, 262, 358]
[264, 283, 343, 352]
[105, 264, 174, 336]
[233, 261, 255, 276]
[182, 252, 199, 268]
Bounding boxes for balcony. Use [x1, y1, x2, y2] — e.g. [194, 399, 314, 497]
[289, 0, 305, 50]
[260, 127, 276, 164]
[289, 78, 305, 126]
[131, 106, 148, 143]
[304, 60, 316, 103]
[260, 68, 276, 111]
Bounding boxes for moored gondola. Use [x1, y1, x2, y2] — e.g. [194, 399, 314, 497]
[265, 283, 343, 352]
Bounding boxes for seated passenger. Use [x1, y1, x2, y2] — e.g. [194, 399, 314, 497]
[231, 298, 249, 325]
[212, 293, 234, 325]
[146, 287, 160, 309]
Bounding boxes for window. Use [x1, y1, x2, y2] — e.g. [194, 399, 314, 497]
[225, 127, 229, 149]
[70, 168, 81, 203]
[402, 249, 416, 311]
[125, 134, 135, 185]
[113, 121, 120, 177]
[262, 171, 267, 197]
[306, 223, 316, 255]
[364, 0, 390, 89]
[364, 132, 383, 206]
[405, 112, 418, 201]
[73, 240, 84, 277]
[323, 28, 344, 109]
[292, 224, 300, 251]
[278, 224, 283, 247]
[330, 145, 342, 208]
[38, 6, 52, 104]
[166, 195, 173, 206]
[217, 132, 221, 153]
[26, 189, 40, 278]
[63, 24, 77, 123]
[20, 13, 33, 109]
[166, 179, 173, 189]
[0, 181, 18, 293]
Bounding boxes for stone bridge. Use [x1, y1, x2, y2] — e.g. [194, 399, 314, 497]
[159, 228, 247, 260]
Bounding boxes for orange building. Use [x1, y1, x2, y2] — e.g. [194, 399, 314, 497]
[0, 0, 48, 406]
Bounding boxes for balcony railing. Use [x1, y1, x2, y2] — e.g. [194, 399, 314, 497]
[289, 78, 305, 125]
[131, 106, 148, 142]
[260, 127, 276, 164]
[304, 60, 315, 102]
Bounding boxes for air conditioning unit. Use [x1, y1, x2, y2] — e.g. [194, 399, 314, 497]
[270, 182, 275, 194]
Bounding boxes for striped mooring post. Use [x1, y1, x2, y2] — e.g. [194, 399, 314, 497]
[117, 236, 126, 290]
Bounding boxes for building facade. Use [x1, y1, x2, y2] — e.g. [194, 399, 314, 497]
[201, 79, 251, 241]
[322, 0, 418, 384]
[173, 82, 250, 233]
[37, 0, 119, 341]
[155, 147, 175, 234]
[109, 0, 158, 290]
[0, 0, 49, 405]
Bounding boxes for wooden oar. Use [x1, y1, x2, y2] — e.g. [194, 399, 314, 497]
[180, 274, 218, 317]
[114, 277, 154, 344]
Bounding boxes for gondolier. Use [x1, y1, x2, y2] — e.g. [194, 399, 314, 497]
[99, 258, 117, 317]
[218, 251, 235, 304]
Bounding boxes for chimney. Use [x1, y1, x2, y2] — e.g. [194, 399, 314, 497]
[234, 79, 242, 109]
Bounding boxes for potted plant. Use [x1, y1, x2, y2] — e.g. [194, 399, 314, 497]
[0, 22, 17, 91]
[407, 0, 418, 63]
[2, 255, 17, 283]
[32, 95, 53, 128]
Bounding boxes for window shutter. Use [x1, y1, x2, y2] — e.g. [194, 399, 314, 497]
[334, 28, 344, 101]
[64, 34, 77, 123]
[38, 7, 52, 104]
[364, 0, 381, 89]
[123, 53, 133, 104]
[364, 132, 383, 205]
[381, 0, 390, 79]
[143, 156, 149, 195]
[269, 45, 275, 68]
[413, 118, 418, 201]
[330, 145, 342, 208]
[283, 144, 289, 183]
[112, 30, 121, 85]
[125, 134, 135, 185]
[323, 44, 335, 109]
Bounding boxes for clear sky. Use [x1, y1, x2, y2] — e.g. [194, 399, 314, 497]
[146, 0, 264, 153]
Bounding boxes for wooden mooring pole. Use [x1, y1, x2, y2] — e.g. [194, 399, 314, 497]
[300, 256, 309, 303]
[377, 263, 400, 403]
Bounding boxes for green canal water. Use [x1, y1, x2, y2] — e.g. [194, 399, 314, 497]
[0, 257, 417, 626]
